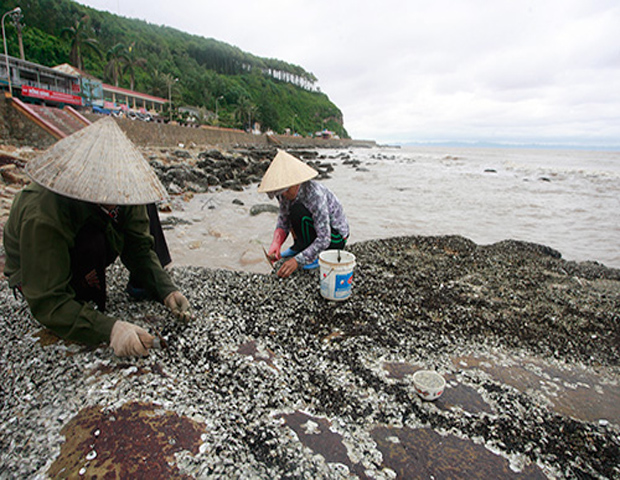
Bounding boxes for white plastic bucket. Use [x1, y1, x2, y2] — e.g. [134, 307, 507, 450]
[319, 250, 356, 301]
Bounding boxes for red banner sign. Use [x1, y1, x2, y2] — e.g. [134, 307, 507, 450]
[21, 86, 82, 106]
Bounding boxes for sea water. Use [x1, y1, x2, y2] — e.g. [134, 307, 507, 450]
[163, 146, 620, 272]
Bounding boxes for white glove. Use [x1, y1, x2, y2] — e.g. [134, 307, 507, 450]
[164, 291, 193, 321]
[110, 320, 154, 357]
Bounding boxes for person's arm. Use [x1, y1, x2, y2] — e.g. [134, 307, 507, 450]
[274, 198, 292, 234]
[268, 197, 292, 260]
[120, 206, 192, 321]
[19, 217, 116, 345]
[119, 205, 177, 302]
[267, 228, 288, 260]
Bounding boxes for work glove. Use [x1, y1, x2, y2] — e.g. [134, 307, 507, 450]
[110, 320, 154, 357]
[268, 228, 288, 261]
[164, 291, 193, 321]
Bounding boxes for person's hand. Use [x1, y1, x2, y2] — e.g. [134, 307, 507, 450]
[164, 291, 193, 321]
[277, 257, 299, 278]
[268, 228, 287, 261]
[267, 251, 280, 262]
[110, 320, 154, 357]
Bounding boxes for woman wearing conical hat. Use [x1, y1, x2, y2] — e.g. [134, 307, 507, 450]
[3, 118, 192, 357]
[258, 150, 349, 278]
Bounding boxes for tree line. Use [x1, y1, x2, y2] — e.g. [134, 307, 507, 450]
[2, 0, 348, 137]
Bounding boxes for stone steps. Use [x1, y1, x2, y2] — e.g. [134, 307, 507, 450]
[27, 105, 86, 136]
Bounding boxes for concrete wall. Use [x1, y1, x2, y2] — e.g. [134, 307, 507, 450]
[113, 117, 270, 148]
[112, 117, 376, 149]
[1, 97, 377, 150]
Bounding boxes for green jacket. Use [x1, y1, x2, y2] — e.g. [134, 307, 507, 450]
[3, 183, 177, 345]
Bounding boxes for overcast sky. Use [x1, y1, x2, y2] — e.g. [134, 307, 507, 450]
[74, 0, 620, 147]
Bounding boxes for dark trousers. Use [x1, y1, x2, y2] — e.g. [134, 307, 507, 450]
[69, 223, 111, 311]
[147, 203, 171, 268]
[289, 202, 346, 253]
[69, 205, 170, 311]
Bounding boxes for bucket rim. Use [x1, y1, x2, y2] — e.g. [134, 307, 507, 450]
[318, 249, 356, 266]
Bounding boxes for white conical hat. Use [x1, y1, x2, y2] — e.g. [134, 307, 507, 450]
[25, 117, 167, 205]
[257, 149, 318, 193]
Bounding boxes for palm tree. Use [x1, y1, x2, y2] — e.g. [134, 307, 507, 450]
[148, 69, 168, 98]
[235, 96, 257, 132]
[61, 15, 101, 70]
[105, 43, 128, 87]
[123, 42, 147, 91]
[162, 73, 179, 98]
[162, 73, 179, 121]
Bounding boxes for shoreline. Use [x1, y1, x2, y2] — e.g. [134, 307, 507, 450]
[3, 143, 619, 271]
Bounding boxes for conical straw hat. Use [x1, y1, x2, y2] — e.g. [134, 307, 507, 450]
[257, 149, 318, 193]
[25, 117, 167, 205]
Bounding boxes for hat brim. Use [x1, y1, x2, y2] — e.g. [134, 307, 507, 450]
[26, 117, 168, 205]
[257, 149, 318, 193]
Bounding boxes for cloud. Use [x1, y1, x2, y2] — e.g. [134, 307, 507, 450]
[76, 0, 620, 146]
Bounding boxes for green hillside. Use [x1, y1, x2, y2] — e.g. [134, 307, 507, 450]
[2, 0, 348, 137]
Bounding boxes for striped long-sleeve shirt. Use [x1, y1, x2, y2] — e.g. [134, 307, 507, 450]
[275, 181, 349, 265]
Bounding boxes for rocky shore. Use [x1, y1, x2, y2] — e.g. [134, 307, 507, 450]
[0, 144, 619, 479]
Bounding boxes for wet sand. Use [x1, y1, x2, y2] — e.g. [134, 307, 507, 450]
[161, 187, 278, 273]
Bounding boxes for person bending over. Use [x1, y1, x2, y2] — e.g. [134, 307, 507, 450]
[259, 150, 349, 278]
[3, 118, 191, 357]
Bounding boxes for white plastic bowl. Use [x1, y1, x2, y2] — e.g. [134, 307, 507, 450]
[412, 370, 446, 401]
